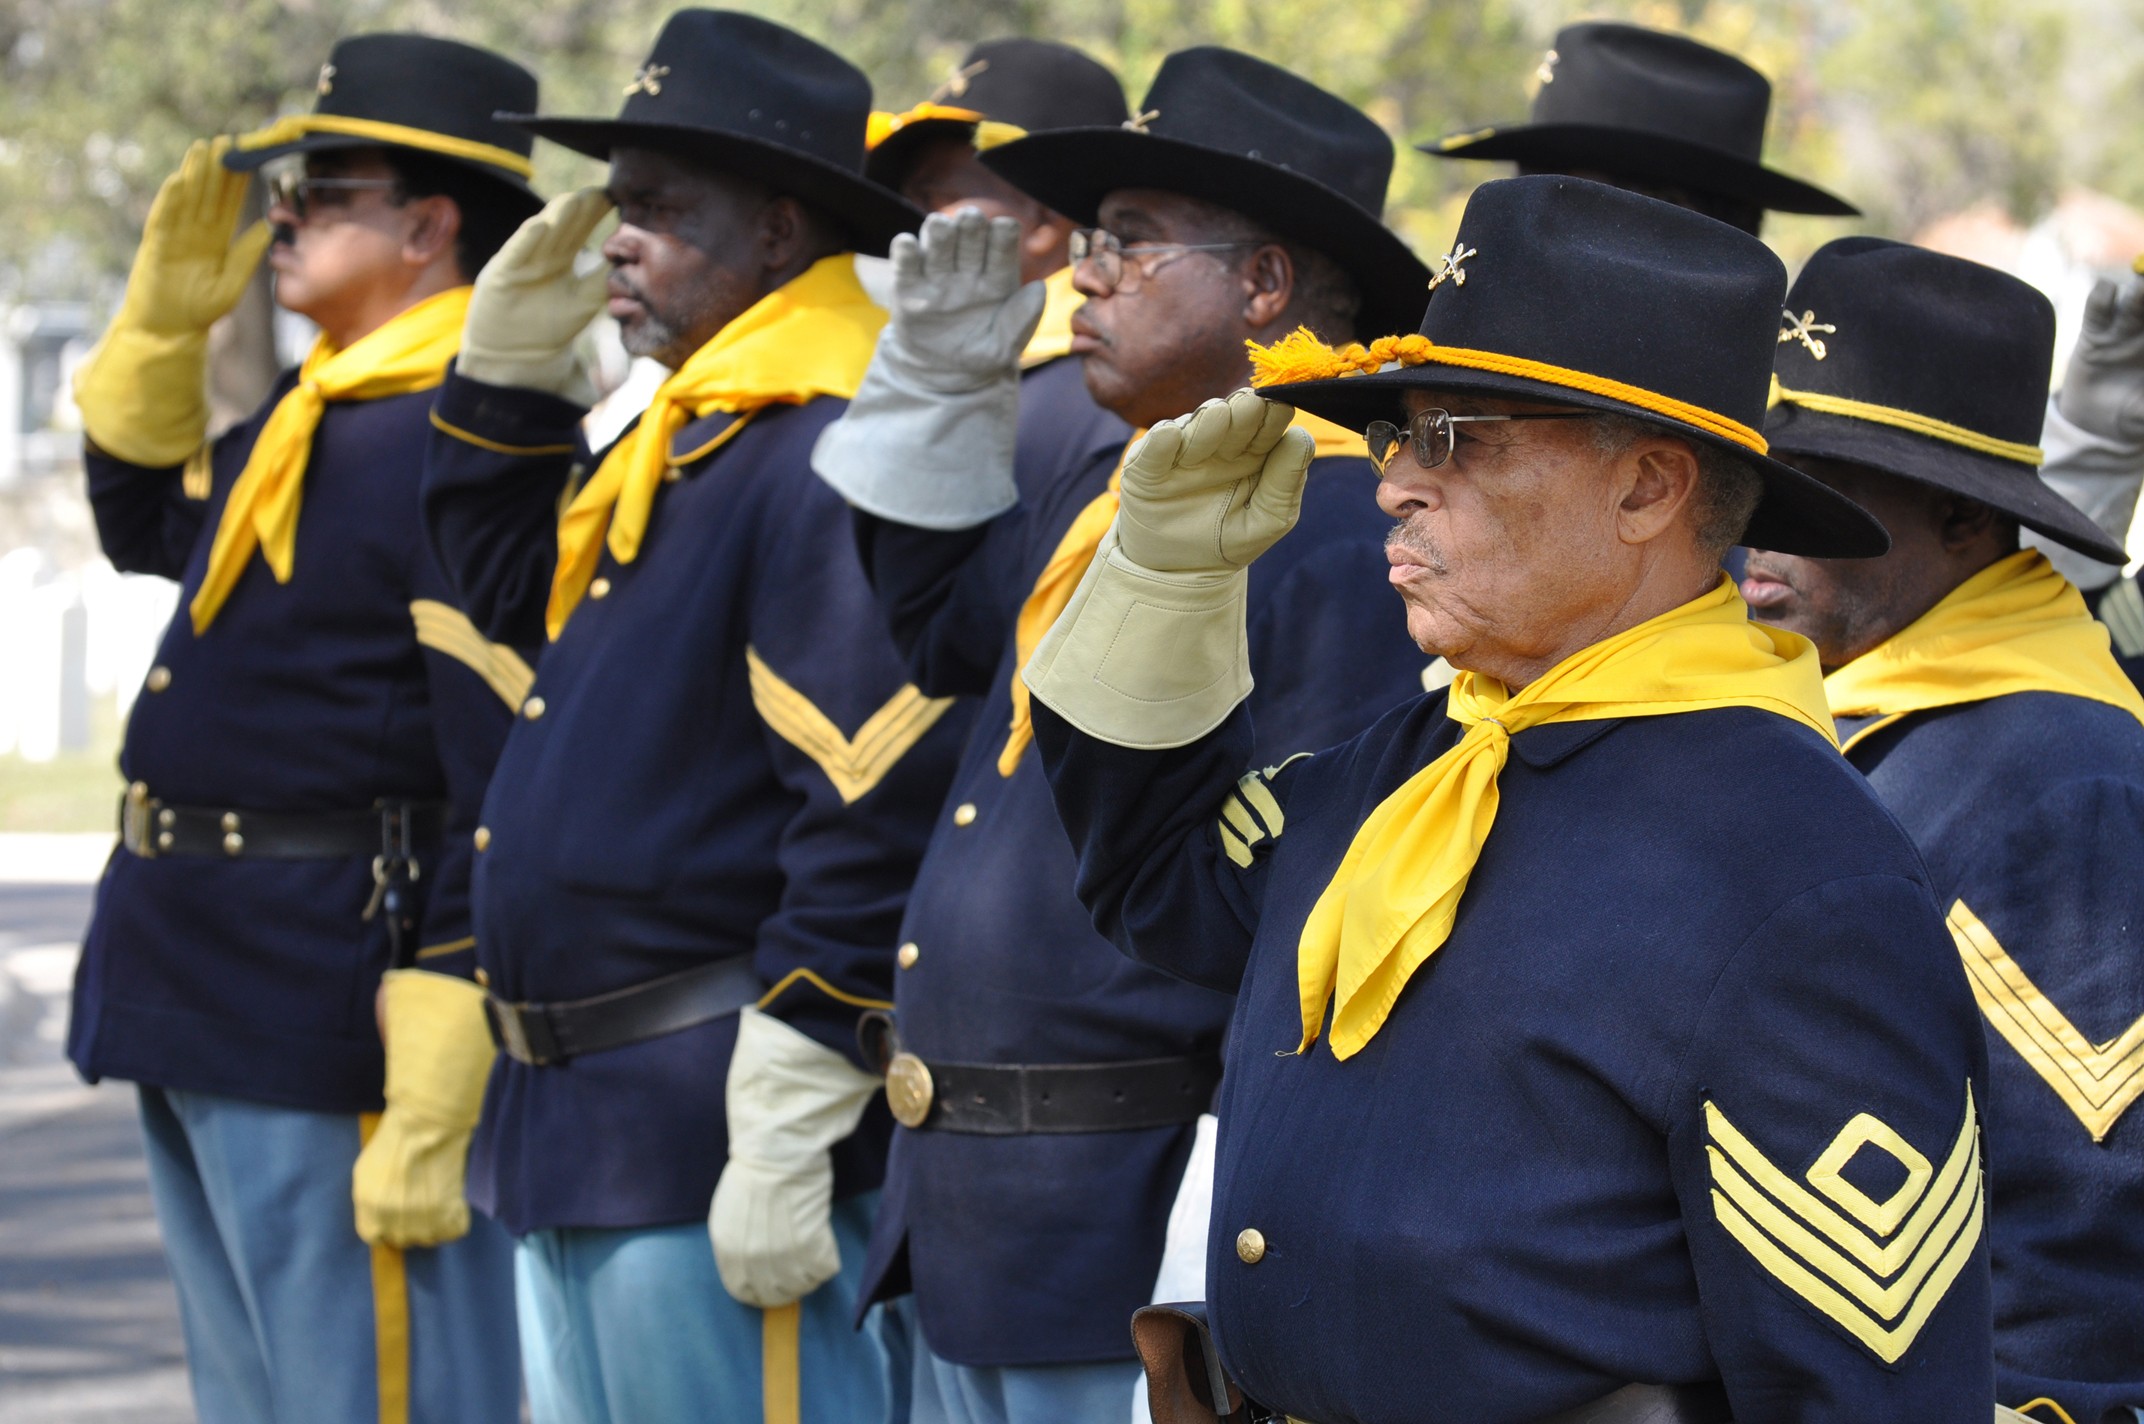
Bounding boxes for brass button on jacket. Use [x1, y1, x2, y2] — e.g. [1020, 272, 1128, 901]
[523, 696, 546, 720]
[474, 826, 492, 852]
[952, 802, 977, 827]
[1236, 1228, 1267, 1264]
[589, 577, 612, 600]
[897, 941, 920, 969]
[144, 665, 172, 693]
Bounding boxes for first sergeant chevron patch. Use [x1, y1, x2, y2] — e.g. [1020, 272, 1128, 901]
[1704, 1086, 1983, 1363]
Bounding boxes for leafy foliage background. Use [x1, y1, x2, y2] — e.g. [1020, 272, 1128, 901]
[3, 0, 2140, 305]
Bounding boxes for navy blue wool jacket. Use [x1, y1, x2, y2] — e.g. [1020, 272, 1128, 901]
[425, 366, 967, 1235]
[1843, 690, 2144, 1423]
[850, 354, 1430, 1367]
[1035, 689, 1996, 1424]
[70, 374, 525, 1113]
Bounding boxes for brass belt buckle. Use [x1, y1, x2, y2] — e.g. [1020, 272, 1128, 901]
[122, 782, 157, 859]
[884, 1051, 935, 1129]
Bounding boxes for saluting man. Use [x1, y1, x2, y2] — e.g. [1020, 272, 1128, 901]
[66, 35, 540, 1424]
[813, 46, 1433, 1423]
[1742, 239, 2144, 1424]
[1423, 20, 1857, 235]
[1026, 177, 1997, 1421]
[420, 12, 964, 1421]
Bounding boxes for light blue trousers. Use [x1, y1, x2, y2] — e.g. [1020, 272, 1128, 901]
[137, 1084, 522, 1424]
[516, 1194, 892, 1424]
[894, 1305, 1143, 1424]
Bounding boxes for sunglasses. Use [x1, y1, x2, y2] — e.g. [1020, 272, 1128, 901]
[266, 174, 401, 220]
[1067, 228, 1260, 295]
[1365, 407, 1602, 474]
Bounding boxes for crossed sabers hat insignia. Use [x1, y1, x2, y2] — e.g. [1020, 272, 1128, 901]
[1779, 308, 1837, 360]
[1428, 242, 1477, 291]
[624, 62, 671, 97]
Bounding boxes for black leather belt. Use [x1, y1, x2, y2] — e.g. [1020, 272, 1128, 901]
[485, 956, 764, 1067]
[1132, 1301, 1734, 1424]
[883, 1051, 1221, 1134]
[119, 783, 444, 862]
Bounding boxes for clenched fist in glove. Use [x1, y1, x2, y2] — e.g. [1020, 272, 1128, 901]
[1025, 390, 1312, 749]
[709, 1007, 882, 1309]
[73, 136, 272, 466]
[458, 185, 614, 401]
[812, 207, 1048, 529]
[352, 969, 497, 1247]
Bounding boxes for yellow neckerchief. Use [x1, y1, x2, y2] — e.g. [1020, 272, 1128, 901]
[189, 285, 469, 634]
[995, 411, 1368, 775]
[1297, 575, 1835, 1060]
[1020, 267, 1082, 369]
[1825, 550, 2144, 753]
[546, 255, 886, 639]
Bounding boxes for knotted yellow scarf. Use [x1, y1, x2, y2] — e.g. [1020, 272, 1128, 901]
[1298, 575, 1836, 1059]
[1019, 267, 1082, 369]
[995, 412, 1368, 775]
[546, 255, 886, 639]
[189, 286, 469, 634]
[1825, 550, 2144, 751]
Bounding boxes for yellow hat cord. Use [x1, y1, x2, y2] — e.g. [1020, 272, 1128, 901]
[1767, 374, 2043, 466]
[1248, 327, 1768, 456]
[237, 114, 535, 180]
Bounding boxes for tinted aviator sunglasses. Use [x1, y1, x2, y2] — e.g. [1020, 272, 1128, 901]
[266, 174, 401, 220]
[1365, 407, 1602, 474]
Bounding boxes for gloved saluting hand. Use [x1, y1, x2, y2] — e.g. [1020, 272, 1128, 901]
[72, 136, 271, 467]
[352, 969, 497, 1248]
[709, 1006, 882, 1308]
[2057, 270, 2144, 443]
[1025, 390, 1312, 749]
[457, 185, 614, 401]
[2035, 269, 2144, 585]
[811, 206, 1047, 529]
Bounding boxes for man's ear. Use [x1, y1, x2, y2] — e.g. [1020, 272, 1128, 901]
[758, 194, 832, 277]
[1934, 492, 2003, 552]
[1242, 245, 1293, 330]
[1615, 438, 1702, 546]
[401, 195, 463, 274]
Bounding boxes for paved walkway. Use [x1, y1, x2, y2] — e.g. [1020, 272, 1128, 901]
[0, 834, 192, 1423]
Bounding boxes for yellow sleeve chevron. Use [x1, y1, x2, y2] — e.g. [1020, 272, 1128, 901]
[1216, 762, 1298, 868]
[1950, 898, 2144, 1141]
[745, 646, 954, 805]
[410, 600, 536, 710]
[1704, 1085, 1982, 1363]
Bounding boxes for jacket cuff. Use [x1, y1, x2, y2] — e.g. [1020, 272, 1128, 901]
[430, 363, 586, 457]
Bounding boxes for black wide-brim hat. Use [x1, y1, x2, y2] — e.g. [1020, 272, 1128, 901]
[501, 9, 920, 256]
[1763, 237, 2124, 564]
[1259, 176, 1888, 559]
[866, 38, 1127, 191]
[225, 34, 542, 218]
[1427, 22, 1856, 218]
[980, 46, 1431, 336]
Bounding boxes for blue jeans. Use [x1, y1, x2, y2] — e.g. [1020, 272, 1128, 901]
[516, 1194, 892, 1424]
[897, 1306, 1142, 1424]
[137, 1084, 521, 1424]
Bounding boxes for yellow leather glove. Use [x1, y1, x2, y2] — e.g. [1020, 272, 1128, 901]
[352, 969, 497, 1248]
[72, 137, 271, 466]
[1116, 389, 1315, 574]
[458, 185, 614, 401]
[1024, 390, 1314, 749]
